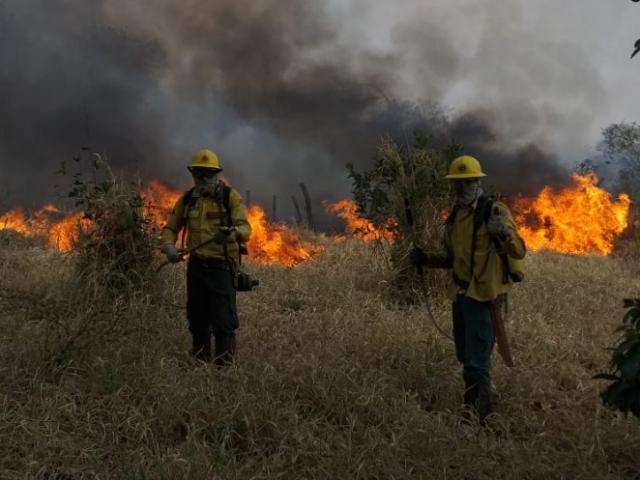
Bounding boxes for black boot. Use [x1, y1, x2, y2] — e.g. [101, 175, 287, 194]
[192, 335, 212, 363]
[214, 333, 236, 366]
[477, 383, 492, 426]
[464, 382, 479, 408]
[462, 380, 478, 422]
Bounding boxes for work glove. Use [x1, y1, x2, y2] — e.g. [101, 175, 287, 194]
[161, 243, 181, 263]
[410, 247, 428, 266]
[486, 207, 512, 240]
[214, 227, 238, 244]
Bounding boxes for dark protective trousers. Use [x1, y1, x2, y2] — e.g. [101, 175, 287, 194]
[452, 295, 495, 400]
[187, 257, 238, 364]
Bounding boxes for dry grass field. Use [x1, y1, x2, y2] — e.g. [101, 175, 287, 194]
[1, 233, 639, 479]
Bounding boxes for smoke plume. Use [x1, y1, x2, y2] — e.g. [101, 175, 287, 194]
[0, 0, 608, 220]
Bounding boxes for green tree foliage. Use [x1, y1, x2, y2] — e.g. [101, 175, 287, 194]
[595, 299, 640, 418]
[602, 122, 640, 202]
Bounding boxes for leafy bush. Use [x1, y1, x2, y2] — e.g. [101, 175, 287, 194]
[348, 131, 457, 239]
[38, 152, 161, 368]
[64, 152, 157, 295]
[595, 299, 640, 417]
[347, 131, 458, 300]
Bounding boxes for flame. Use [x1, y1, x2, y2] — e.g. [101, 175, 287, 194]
[141, 179, 182, 230]
[0, 207, 30, 235]
[246, 204, 324, 267]
[48, 212, 88, 252]
[0, 204, 88, 251]
[0, 180, 325, 266]
[515, 173, 631, 255]
[326, 199, 396, 242]
[141, 182, 324, 266]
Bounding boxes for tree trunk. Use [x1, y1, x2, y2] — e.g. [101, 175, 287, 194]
[299, 182, 314, 230]
[291, 195, 303, 225]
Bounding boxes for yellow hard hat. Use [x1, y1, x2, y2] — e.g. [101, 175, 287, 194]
[188, 148, 222, 171]
[444, 155, 486, 179]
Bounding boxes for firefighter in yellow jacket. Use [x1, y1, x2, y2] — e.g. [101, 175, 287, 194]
[161, 149, 251, 365]
[412, 155, 526, 423]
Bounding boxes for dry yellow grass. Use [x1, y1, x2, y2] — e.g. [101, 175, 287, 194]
[1, 235, 639, 479]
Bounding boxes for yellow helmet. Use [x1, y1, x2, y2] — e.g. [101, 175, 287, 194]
[188, 148, 222, 171]
[444, 155, 486, 180]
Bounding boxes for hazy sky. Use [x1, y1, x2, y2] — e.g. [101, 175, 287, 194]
[1, 0, 639, 211]
[326, 0, 640, 163]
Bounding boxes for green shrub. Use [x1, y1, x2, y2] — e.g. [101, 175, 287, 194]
[64, 152, 157, 295]
[347, 131, 458, 301]
[595, 299, 640, 417]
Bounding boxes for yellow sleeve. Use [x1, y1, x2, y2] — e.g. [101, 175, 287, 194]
[229, 189, 252, 241]
[494, 202, 526, 260]
[160, 195, 186, 245]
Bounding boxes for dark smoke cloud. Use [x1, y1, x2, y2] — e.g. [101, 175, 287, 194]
[0, 0, 171, 208]
[450, 111, 570, 197]
[0, 0, 599, 222]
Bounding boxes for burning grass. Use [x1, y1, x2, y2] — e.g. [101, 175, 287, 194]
[0, 235, 639, 478]
[515, 173, 631, 255]
[326, 199, 397, 243]
[0, 180, 328, 269]
[246, 204, 326, 267]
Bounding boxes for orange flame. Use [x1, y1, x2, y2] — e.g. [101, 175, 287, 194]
[141, 179, 182, 231]
[140, 182, 324, 266]
[48, 212, 88, 252]
[246, 204, 324, 267]
[515, 173, 630, 255]
[0, 207, 30, 235]
[327, 199, 396, 242]
[0, 180, 325, 266]
[0, 205, 88, 251]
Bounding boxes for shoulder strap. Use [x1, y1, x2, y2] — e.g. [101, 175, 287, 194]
[475, 194, 493, 229]
[223, 185, 233, 227]
[182, 187, 195, 206]
[181, 188, 197, 221]
[483, 196, 512, 284]
[469, 194, 513, 285]
[179, 188, 196, 249]
[215, 183, 238, 268]
[445, 205, 458, 227]
[469, 194, 491, 279]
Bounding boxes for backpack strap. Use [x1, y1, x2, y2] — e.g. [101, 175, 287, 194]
[469, 194, 491, 280]
[220, 185, 248, 265]
[180, 188, 196, 248]
[445, 205, 459, 228]
[182, 187, 195, 206]
[223, 185, 233, 228]
[452, 193, 513, 287]
[477, 194, 512, 284]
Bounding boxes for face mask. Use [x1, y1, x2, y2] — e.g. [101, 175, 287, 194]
[453, 180, 481, 207]
[191, 169, 219, 194]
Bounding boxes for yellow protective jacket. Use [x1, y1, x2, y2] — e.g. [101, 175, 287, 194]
[160, 185, 251, 262]
[428, 197, 526, 302]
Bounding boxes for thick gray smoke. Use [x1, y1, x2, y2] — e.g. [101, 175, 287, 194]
[0, 0, 608, 219]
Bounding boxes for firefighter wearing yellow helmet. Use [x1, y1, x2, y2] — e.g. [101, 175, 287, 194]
[160, 148, 252, 365]
[412, 155, 526, 424]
